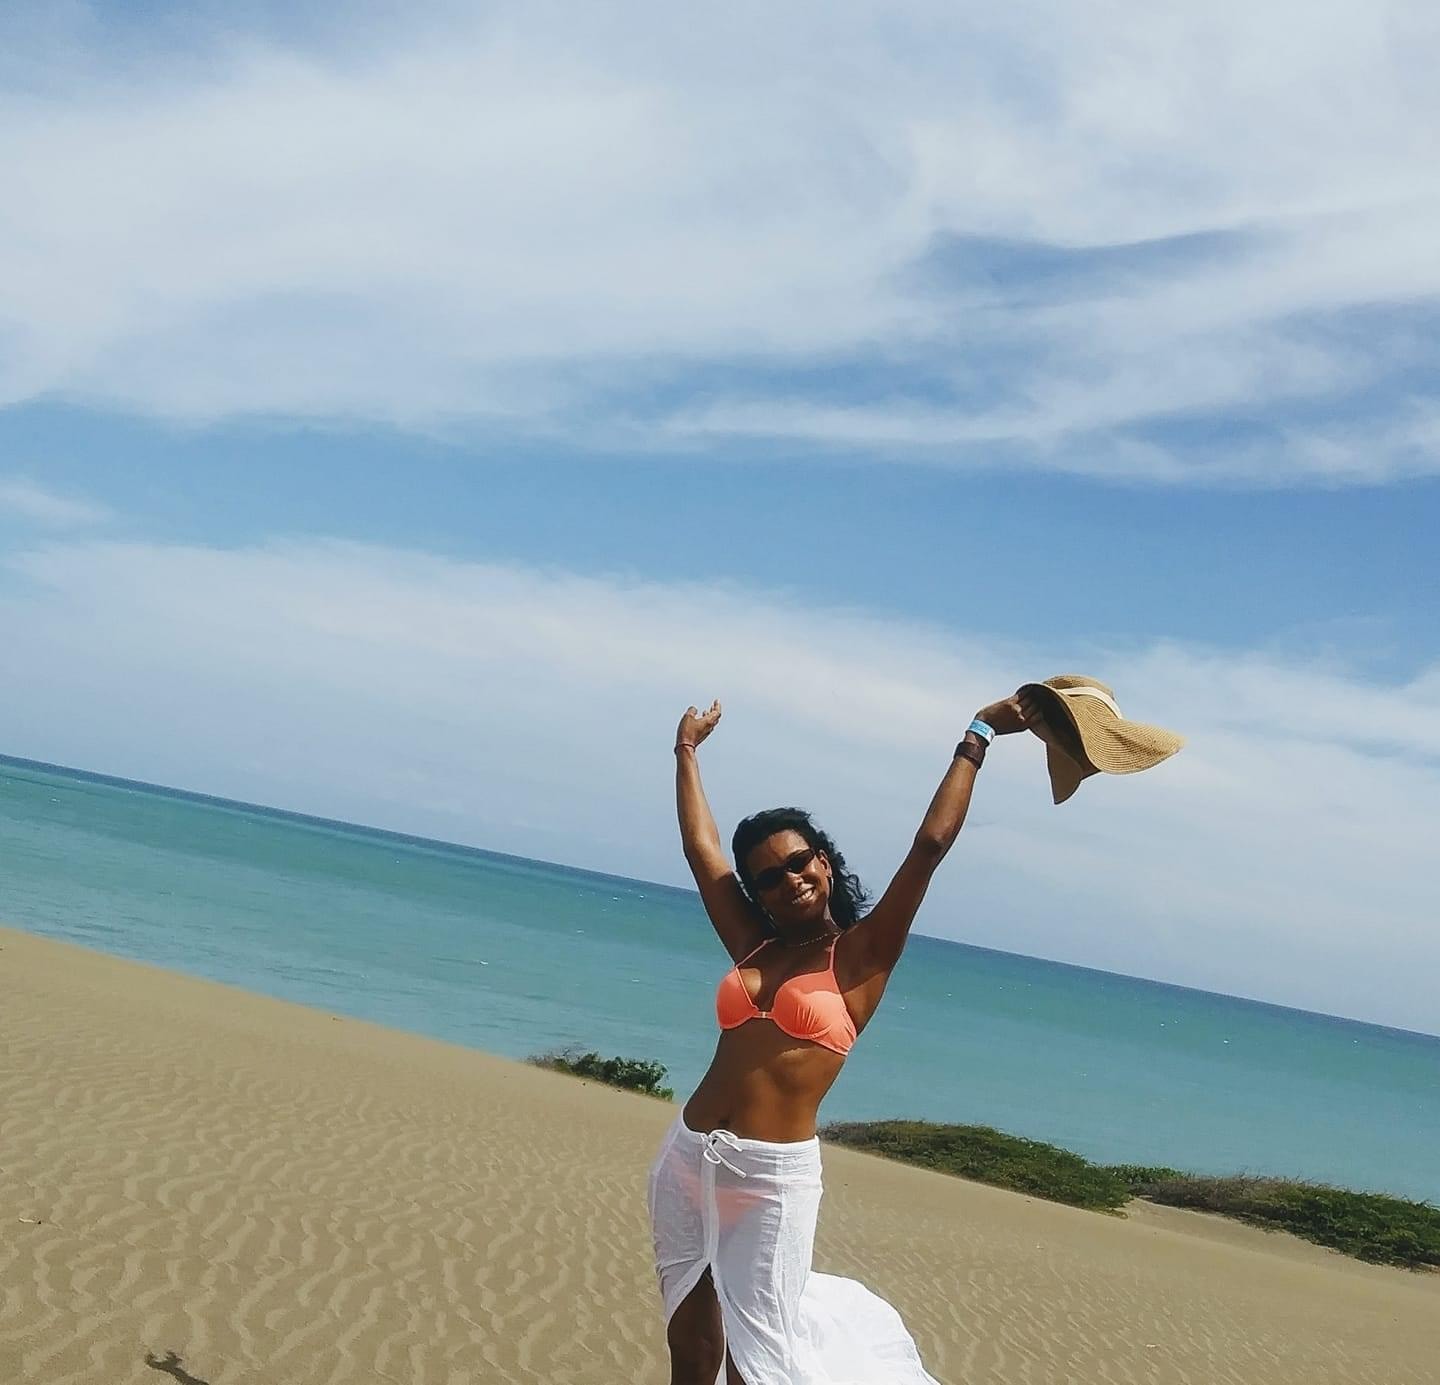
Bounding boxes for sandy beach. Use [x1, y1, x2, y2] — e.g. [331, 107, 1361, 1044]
[2, 926, 1435, 1384]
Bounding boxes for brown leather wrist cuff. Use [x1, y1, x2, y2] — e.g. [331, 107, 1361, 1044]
[954, 735, 986, 769]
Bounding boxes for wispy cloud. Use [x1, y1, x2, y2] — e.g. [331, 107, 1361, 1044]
[0, 3, 1436, 483]
[0, 476, 111, 527]
[3, 534, 1436, 1033]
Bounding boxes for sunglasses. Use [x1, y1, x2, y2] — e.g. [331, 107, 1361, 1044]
[751, 847, 818, 893]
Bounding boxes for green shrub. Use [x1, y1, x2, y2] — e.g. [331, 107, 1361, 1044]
[1104, 1162, 1186, 1192]
[528, 1047, 674, 1101]
[1126, 1174, 1440, 1270]
[820, 1120, 1132, 1211]
[819, 1120, 1440, 1269]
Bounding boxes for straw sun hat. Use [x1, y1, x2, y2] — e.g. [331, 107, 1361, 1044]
[1021, 674, 1185, 805]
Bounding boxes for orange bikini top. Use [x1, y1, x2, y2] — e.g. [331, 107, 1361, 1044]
[715, 936, 858, 1056]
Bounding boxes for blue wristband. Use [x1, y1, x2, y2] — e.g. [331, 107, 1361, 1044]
[968, 718, 996, 744]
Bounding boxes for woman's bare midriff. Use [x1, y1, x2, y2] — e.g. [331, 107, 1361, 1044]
[681, 1022, 848, 1142]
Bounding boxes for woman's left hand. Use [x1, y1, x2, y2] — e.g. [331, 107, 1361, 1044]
[976, 688, 1048, 737]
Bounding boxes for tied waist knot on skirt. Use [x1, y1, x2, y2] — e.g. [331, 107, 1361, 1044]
[646, 1113, 941, 1385]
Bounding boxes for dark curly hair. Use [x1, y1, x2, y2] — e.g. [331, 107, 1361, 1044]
[731, 807, 869, 929]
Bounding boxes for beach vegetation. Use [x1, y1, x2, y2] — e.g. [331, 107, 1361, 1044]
[820, 1120, 1134, 1211]
[528, 1047, 675, 1100]
[1126, 1173, 1440, 1270]
[1103, 1162, 1185, 1187]
[820, 1119, 1440, 1270]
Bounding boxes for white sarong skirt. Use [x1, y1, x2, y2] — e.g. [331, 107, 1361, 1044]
[646, 1113, 942, 1384]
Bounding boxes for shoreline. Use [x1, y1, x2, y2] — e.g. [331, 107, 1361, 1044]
[3, 925, 1437, 1384]
[12, 914, 1437, 1206]
[9, 751, 1435, 1045]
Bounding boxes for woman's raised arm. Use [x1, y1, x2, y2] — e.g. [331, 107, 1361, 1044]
[851, 688, 1048, 972]
[675, 702, 768, 961]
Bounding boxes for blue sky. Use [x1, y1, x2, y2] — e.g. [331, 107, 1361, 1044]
[2, 2, 1438, 1032]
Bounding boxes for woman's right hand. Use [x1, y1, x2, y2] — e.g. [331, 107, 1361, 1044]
[676, 700, 722, 751]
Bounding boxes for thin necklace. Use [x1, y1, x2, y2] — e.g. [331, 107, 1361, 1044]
[777, 924, 838, 948]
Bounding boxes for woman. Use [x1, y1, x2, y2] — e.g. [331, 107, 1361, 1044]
[647, 690, 1051, 1384]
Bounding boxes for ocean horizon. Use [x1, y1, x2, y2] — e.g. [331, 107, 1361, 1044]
[4, 752, 1437, 1205]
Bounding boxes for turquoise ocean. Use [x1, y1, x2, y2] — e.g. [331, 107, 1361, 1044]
[3, 754, 1436, 1204]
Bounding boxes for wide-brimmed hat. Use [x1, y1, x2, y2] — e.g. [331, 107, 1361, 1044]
[1021, 674, 1185, 805]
